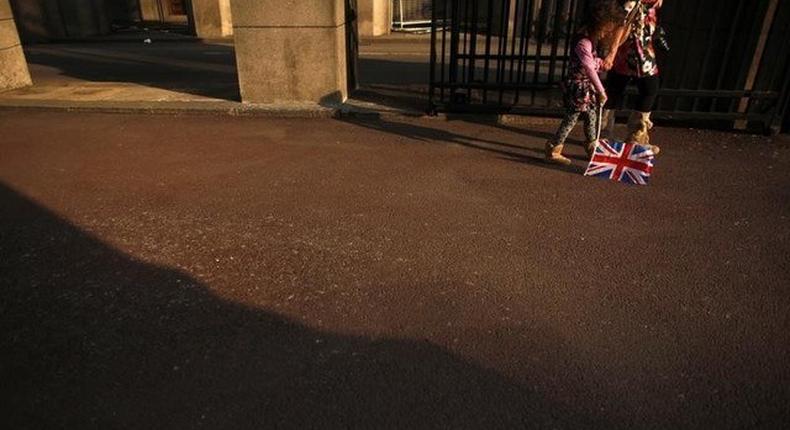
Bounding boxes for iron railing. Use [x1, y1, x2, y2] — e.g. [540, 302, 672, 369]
[429, 0, 790, 133]
[393, 0, 435, 31]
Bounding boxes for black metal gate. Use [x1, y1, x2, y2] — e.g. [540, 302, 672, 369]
[429, 0, 790, 133]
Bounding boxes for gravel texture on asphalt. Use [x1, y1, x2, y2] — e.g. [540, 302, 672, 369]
[1, 112, 789, 429]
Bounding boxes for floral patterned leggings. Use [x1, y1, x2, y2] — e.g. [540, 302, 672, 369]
[549, 108, 600, 148]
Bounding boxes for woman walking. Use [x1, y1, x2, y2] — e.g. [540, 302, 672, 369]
[602, 0, 665, 154]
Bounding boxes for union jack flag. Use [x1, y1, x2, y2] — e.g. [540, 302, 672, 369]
[584, 140, 655, 185]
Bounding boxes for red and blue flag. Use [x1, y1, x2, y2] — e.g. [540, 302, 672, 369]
[584, 140, 655, 185]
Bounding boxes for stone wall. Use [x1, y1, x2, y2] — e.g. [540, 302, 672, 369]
[0, 0, 32, 91]
[358, 0, 390, 37]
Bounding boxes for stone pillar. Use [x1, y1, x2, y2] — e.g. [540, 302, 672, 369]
[358, 0, 391, 37]
[231, 0, 348, 105]
[0, 0, 32, 91]
[191, 0, 232, 39]
[218, 0, 232, 36]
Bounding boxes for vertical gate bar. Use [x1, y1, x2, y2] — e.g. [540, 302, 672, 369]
[514, 0, 530, 105]
[692, 0, 724, 112]
[712, 0, 745, 113]
[483, 0, 496, 103]
[507, 0, 519, 107]
[532, 0, 545, 102]
[466, 0, 470, 92]
[449, 0, 460, 90]
[440, 0, 449, 103]
[430, 0, 439, 109]
[547, 0, 564, 85]
[508, 0, 520, 85]
[494, 0, 503, 103]
[714, 0, 746, 91]
[561, 0, 578, 79]
[468, 0, 480, 88]
[461, 0, 469, 86]
[499, 0, 512, 105]
[520, 0, 536, 104]
[560, 0, 576, 80]
[671, 0, 708, 112]
[494, 0, 503, 104]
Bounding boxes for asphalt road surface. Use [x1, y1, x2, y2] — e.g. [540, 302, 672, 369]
[1, 112, 789, 429]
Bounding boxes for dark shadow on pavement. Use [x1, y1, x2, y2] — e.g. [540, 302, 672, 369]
[354, 56, 588, 162]
[355, 57, 431, 112]
[22, 42, 240, 101]
[338, 117, 587, 173]
[355, 57, 556, 114]
[447, 114, 557, 142]
[443, 116, 592, 162]
[0, 183, 606, 429]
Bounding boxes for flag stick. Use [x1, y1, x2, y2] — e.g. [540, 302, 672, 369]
[596, 101, 604, 142]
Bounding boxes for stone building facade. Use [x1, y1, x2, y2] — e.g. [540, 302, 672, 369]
[1, 0, 394, 104]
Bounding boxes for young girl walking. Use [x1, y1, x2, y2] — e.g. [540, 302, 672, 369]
[546, 1, 625, 165]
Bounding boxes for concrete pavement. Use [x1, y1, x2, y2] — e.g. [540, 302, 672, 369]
[0, 36, 432, 115]
[1, 111, 789, 428]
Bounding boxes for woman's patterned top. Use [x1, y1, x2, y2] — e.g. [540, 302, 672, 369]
[613, 0, 661, 77]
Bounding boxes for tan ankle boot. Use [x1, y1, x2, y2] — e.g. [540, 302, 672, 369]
[626, 112, 660, 155]
[644, 111, 654, 130]
[545, 141, 572, 165]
